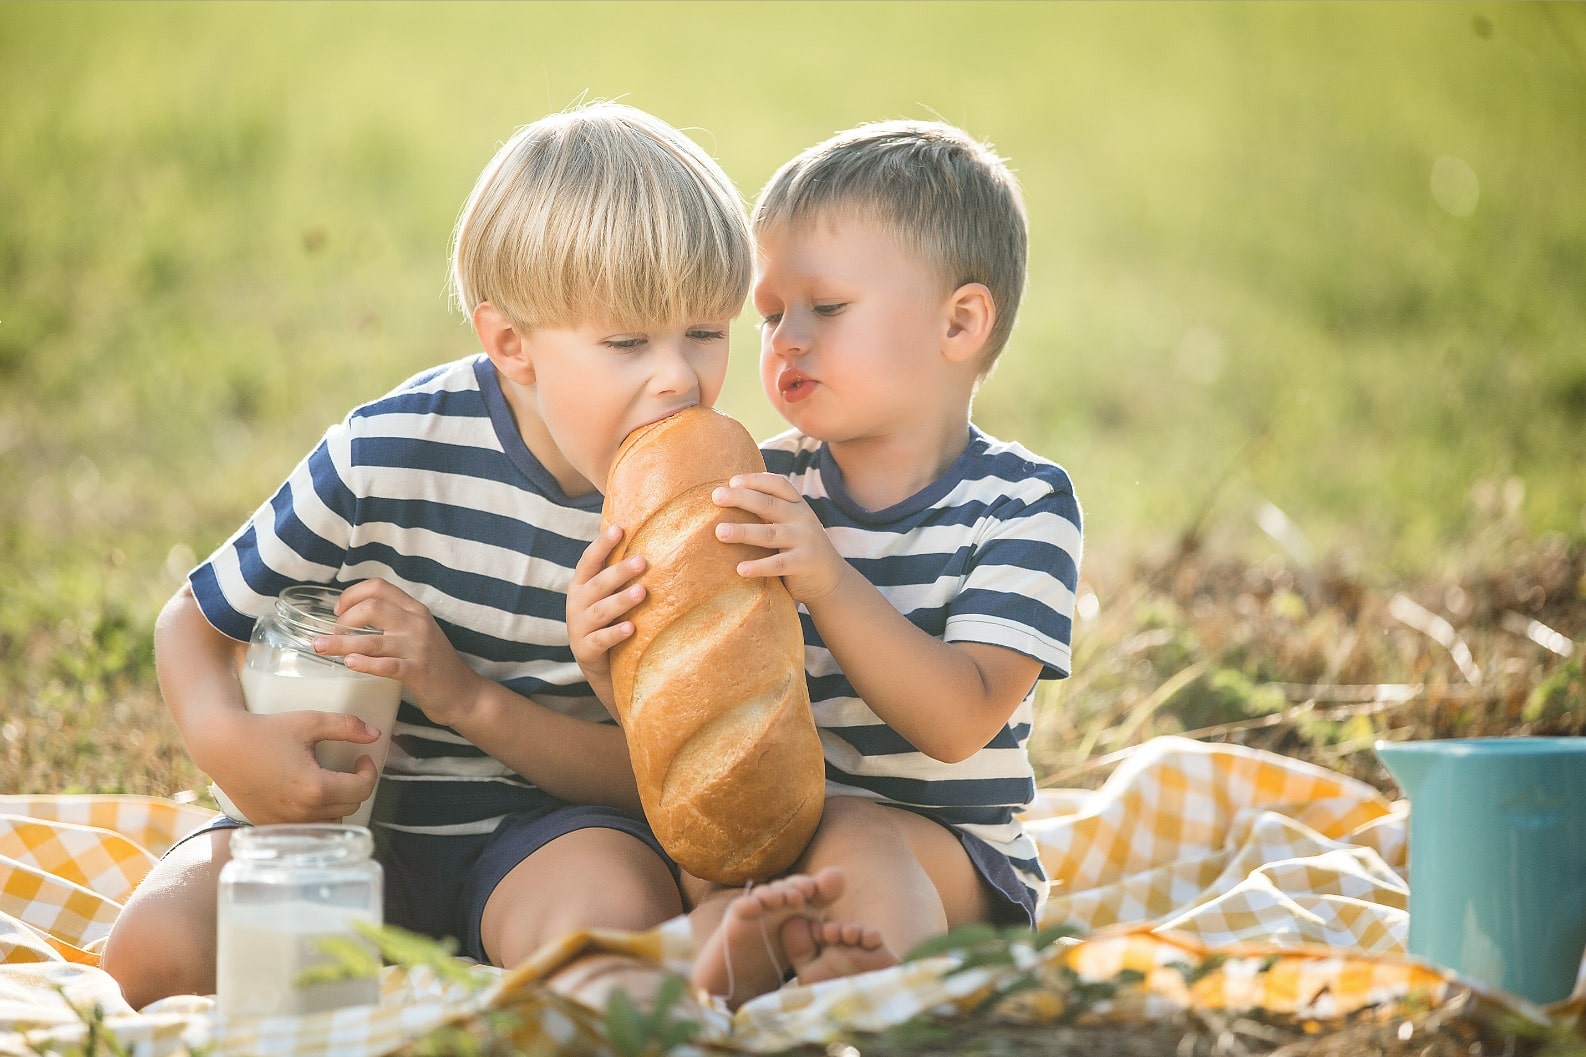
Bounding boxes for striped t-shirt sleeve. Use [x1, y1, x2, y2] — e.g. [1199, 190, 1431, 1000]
[191, 422, 362, 643]
[945, 479, 1082, 679]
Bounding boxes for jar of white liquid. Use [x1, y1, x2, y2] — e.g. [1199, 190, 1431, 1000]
[211, 585, 403, 827]
[217, 824, 383, 1017]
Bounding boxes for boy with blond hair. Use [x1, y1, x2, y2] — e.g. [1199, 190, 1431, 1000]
[591, 119, 1082, 1005]
[102, 101, 752, 1009]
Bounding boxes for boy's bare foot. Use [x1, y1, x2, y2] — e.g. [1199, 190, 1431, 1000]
[782, 917, 897, 985]
[691, 867, 845, 1006]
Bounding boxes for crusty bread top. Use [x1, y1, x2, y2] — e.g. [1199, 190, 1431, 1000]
[603, 407, 765, 537]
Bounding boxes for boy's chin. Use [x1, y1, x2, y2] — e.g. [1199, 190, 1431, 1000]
[554, 461, 601, 499]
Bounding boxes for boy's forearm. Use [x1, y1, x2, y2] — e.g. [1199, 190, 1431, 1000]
[159, 584, 642, 813]
[448, 684, 643, 813]
[154, 585, 250, 775]
[804, 566, 1020, 764]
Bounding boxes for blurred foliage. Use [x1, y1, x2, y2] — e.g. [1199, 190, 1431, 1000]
[1, 2, 1584, 796]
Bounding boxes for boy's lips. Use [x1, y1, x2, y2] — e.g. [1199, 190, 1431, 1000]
[634, 404, 698, 432]
[778, 368, 817, 404]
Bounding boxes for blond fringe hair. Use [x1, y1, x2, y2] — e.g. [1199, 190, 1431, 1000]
[753, 120, 1028, 370]
[452, 102, 751, 330]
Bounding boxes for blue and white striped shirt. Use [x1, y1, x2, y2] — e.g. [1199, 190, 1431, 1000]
[761, 426, 1082, 911]
[190, 355, 608, 836]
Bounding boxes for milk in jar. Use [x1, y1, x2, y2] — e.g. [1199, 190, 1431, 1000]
[216, 824, 382, 1017]
[212, 585, 403, 827]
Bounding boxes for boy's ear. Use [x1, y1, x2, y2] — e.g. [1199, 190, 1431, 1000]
[473, 302, 536, 385]
[941, 282, 995, 366]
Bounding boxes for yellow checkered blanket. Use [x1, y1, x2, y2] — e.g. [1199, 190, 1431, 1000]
[0, 737, 1543, 1055]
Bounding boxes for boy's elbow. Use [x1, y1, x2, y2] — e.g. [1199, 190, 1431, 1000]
[915, 708, 1016, 764]
[918, 732, 985, 765]
[153, 586, 194, 647]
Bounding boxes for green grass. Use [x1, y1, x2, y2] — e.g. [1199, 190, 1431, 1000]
[2, 1, 1584, 797]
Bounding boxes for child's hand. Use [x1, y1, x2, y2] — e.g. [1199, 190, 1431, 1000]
[314, 578, 484, 730]
[209, 709, 380, 824]
[567, 525, 648, 716]
[713, 472, 848, 604]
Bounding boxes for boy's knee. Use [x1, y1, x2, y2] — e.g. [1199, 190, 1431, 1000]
[483, 832, 682, 966]
[814, 795, 894, 837]
[101, 833, 228, 1009]
[597, 883, 681, 933]
[799, 793, 875, 863]
[800, 796, 899, 861]
[101, 896, 217, 1010]
[820, 795, 891, 824]
[575, 852, 682, 929]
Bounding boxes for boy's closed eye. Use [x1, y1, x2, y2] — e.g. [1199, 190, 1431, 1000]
[758, 303, 847, 328]
[601, 328, 727, 351]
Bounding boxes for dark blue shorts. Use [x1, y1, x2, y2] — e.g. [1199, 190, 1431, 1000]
[954, 825, 1039, 929]
[170, 795, 676, 964]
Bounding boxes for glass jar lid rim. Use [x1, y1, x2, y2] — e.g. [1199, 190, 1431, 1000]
[231, 823, 374, 864]
[276, 585, 380, 638]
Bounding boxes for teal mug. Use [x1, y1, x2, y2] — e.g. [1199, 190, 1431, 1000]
[1375, 737, 1586, 1005]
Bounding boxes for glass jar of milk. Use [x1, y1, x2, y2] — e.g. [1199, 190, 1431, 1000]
[210, 585, 403, 827]
[217, 823, 383, 1017]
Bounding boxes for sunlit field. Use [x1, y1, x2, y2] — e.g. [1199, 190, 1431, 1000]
[2, 2, 1583, 801]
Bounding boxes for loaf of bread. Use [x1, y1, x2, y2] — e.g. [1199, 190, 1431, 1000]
[602, 407, 825, 885]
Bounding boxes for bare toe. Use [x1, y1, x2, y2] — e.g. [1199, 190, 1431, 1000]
[819, 920, 884, 951]
[779, 914, 820, 968]
[791, 919, 898, 986]
[808, 866, 845, 905]
[690, 874, 845, 1008]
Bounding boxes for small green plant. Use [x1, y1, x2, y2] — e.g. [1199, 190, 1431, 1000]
[1491, 1012, 1586, 1057]
[299, 920, 491, 995]
[304, 923, 542, 1054]
[905, 921, 1082, 1015]
[602, 973, 700, 1057]
[905, 921, 1080, 970]
[870, 1013, 955, 1051]
[48, 990, 129, 1057]
[1523, 657, 1582, 724]
[404, 1011, 538, 1057]
[45, 984, 215, 1057]
[1169, 952, 1230, 987]
[1042, 964, 1149, 1014]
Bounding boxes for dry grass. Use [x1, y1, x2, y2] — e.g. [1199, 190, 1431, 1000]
[1032, 525, 1583, 797]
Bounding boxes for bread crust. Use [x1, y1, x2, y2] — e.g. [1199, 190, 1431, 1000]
[602, 407, 824, 884]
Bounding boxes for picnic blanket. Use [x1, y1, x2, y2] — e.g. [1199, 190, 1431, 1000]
[0, 736, 1564, 1055]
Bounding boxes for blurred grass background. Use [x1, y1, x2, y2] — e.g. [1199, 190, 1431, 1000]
[2, 1, 1584, 796]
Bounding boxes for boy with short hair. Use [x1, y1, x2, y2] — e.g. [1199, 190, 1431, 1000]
[624, 119, 1081, 1004]
[101, 101, 753, 1010]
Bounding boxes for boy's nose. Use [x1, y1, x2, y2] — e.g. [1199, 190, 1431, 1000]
[652, 338, 701, 396]
[768, 316, 809, 360]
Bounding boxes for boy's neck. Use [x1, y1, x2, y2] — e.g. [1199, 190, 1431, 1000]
[496, 369, 597, 498]
[824, 417, 973, 512]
